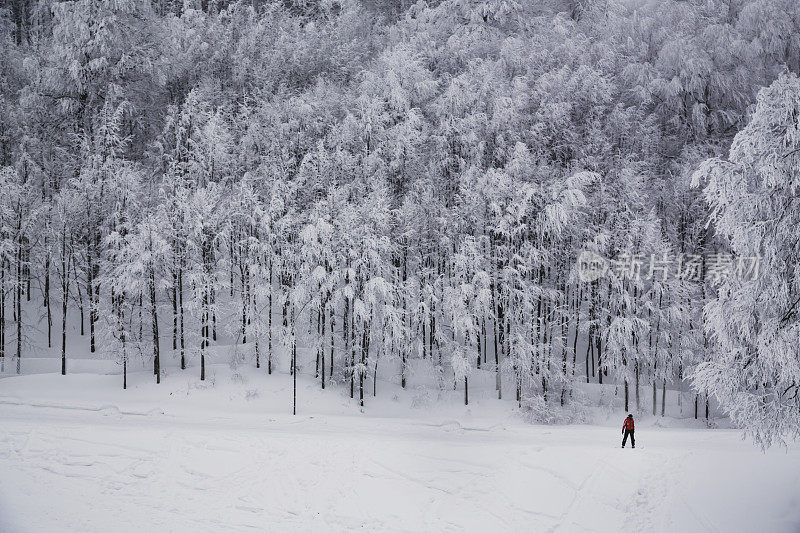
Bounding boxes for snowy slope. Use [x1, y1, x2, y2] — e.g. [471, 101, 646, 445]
[1, 365, 799, 533]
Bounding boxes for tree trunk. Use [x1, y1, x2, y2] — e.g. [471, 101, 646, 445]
[401, 251, 407, 387]
[45, 239, 51, 348]
[179, 268, 185, 370]
[149, 260, 160, 384]
[320, 301, 326, 390]
[76, 276, 85, 336]
[211, 286, 217, 341]
[360, 320, 368, 408]
[585, 335, 591, 383]
[292, 309, 297, 415]
[596, 335, 602, 385]
[87, 238, 96, 354]
[172, 272, 178, 351]
[624, 379, 629, 412]
[254, 293, 260, 368]
[572, 287, 581, 376]
[60, 227, 69, 376]
[201, 288, 207, 381]
[345, 287, 352, 398]
[268, 259, 273, 374]
[15, 220, 23, 374]
[241, 263, 247, 343]
[329, 305, 334, 380]
[1, 258, 6, 373]
[652, 380, 657, 416]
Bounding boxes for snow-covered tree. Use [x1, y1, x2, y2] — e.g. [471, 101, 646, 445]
[692, 72, 800, 446]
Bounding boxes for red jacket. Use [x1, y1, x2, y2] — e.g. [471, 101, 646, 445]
[623, 417, 635, 431]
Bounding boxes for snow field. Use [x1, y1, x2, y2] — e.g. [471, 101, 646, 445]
[1, 365, 799, 532]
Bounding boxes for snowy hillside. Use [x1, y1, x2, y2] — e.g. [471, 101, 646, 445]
[2, 363, 800, 533]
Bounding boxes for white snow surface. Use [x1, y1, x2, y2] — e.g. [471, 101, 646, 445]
[1, 364, 799, 533]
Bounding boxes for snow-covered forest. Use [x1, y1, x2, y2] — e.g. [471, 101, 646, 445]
[1, 0, 800, 451]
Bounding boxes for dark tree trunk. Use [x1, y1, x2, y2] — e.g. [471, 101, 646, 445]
[624, 380, 629, 412]
[76, 277, 85, 336]
[0, 258, 5, 373]
[201, 288, 207, 381]
[329, 306, 334, 379]
[345, 288, 352, 398]
[653, 380, 657, 417]
[585, 334, 592, 383]
[87, 239, 96, 354]
[596, 335, 602, 385]
[401, 250, 407, 387]
[320, 301, 326, 389]
[15, 219, 23, 374]
[60, 228, 69, 376]
[211, 286, 217, 341]
[292, 310, 297, 416]
[179, 268, 185, 370]
[45, 241, 51, 348]
[268, 259, 273, 374]
[149, 260, 160, 384]
[254, 293, 260, 368]
[172, 273, 178, 351]
[360, 321, 368, 407]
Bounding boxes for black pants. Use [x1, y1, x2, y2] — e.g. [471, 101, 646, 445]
[622, 429, 635, 447]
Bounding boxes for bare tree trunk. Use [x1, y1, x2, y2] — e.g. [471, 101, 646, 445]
[201, 287, 207, 381]
[179, 268, 185, 370]
[254, 293, 260, 368]
[292, 308, 297, 415]
[585, 336, 591, 383]
[149, 259, 160, 385]
[624, 379, 629, 412]
[75, 272, 85, 336]
[496, 301, 504, 400]
[401, 251, 407, 387]
[320, 301, 326, 389]
[572, 286, 581, 376]
[0, 267, 5, 374]
[60, 227, 70, 376]
[87, 238, 96, 354]
[635, 359, 640, 411]
[596, 335, 602, 385]
[345, 281, 352, 398]
[211, 286, 217, 341]
[653, 380, 657, 416]
[172, 272, 178, 352]
[360, 320, 368, 407]
[315, 305, 320, 378]
[15, 215, 23, 374]
[44, 236, 52, 348]
[241, 261, 247, 344]
[268, 258, 273, 374]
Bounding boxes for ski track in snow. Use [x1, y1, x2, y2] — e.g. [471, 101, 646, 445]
[1, 391, 800, 532]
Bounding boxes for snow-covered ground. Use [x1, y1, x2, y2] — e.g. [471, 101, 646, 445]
[1, 364, 799, 533]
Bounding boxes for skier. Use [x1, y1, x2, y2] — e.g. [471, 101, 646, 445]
[621, 414, 635, 448]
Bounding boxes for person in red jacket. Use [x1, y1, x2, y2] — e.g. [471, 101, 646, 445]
[622, 414, 635, 448]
